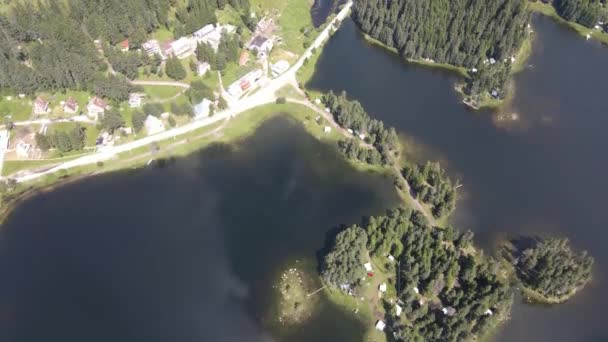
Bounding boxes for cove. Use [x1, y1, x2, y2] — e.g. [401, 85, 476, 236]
[308, 16, 608, 342]
[0, 116, 401, 342]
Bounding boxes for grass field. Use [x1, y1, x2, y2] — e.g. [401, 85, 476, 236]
[251, 0, 315, 55]
[142, 85, 185, 101]
[0, 97, 32, 122]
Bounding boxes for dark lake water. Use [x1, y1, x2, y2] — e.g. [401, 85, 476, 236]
[309, 16, 608, 342]
[0, 117, 401, 342]
[310, 0, 338, 27]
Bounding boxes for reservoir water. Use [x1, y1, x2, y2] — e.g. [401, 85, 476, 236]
[309, 16, 608, 342]
[0, 117, 400, 342]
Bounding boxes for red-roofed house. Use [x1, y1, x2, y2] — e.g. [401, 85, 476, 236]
[63, 97, 79, 114]
[120, 39, 129, 52]
[33, 96, 49, 115]
[87, 96, 107, 119]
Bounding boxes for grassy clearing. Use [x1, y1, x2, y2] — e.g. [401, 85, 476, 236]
[251, 0, 315, 55]
[512, 34, 534, 74]
[142, 85, 185, 101]
[275, 266, 317, 325]
[150, 27, 174, 42]
[2, 154, 87, 177]
[216, 4, 244, 26]
[275, 85, 305, 100]
[529, 2, 608, 46]
[0, 97, 31, 122]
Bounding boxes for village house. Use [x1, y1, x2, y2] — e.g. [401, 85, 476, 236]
[119, 39, 129, 52]
[142, 40, 162, 57]
[193, 98, 212, 119]
[145, 115, 165, 135]
[375, 320, 386, 332]
[16, 141, 32, 158]
[87, 96, 107, 119]
[129, 93, 143, 108]
[395, 304, 403, 317]
[271, 60, 290, 77]
[196, 61, 211, 76]
[363, 262, 373, 272]
[63, 97, 79, 114]
[248, 35, 273, 58]
[33, 96, 50, 115]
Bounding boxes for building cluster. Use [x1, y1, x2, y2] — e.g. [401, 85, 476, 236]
[142, 24, 236, 60]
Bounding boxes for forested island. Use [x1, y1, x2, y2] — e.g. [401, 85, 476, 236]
[505, 237, 594, 303]
[322, 208, 513, 341]
[352, 0, 530, 107]
[402, 161, 458, 218]
[323, 91, 400, 166]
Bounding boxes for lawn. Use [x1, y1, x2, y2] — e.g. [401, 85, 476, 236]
[250, 0, 315, 55]
[0, 97, 32, 122]
[142, 85, 185, 102]
[150, 27, 174, 42]
[215, 4, 244, 26]
[2, 154, 87, 177]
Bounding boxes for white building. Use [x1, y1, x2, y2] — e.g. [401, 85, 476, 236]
[142, 40, 162, 57]
[379, 283, 387, 293]
[271, 60, 290, 77]
[363, 262, 373, 272]
[129, 94, 142, 108]
[324, 126, 332, 134]
[395, 304, 403, 317]
[145, 115, 165, 136]
[170, 37, 195, 59]
[0, 130, 9, 151]
[375, 320, 386, 332]
[16, 141, 32, 158]
[194, 24, 237, 52]
[193, 98, 212, 119]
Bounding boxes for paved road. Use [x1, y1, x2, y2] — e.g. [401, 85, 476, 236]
[14, 2, 353, 184]
[131, 80, 191, 88]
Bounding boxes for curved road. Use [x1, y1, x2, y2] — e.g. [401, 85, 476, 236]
[14, 1, 354, 184]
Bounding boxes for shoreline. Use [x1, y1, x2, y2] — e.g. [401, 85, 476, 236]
[529, 2, 608, 46]
[359, 27, 534, 112]
[0, 102, 393, 225]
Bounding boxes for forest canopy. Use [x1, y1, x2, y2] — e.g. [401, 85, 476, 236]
[514, 237, 594, 301]
[352, 0, 530, 98]
[0, 0, 249, 95]
[554, 0, 606, 28]
[322, 208, 513, 341]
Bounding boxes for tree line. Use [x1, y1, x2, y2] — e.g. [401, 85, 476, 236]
[321, 208, 513, 341]
[514, 237, 594, 300]
[352, 0, 530, 98]
[323, 91, 399, 166]
[402, 161, 458, 218]
[553, 0, 607, 28]
[35, 124, 87, 153]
